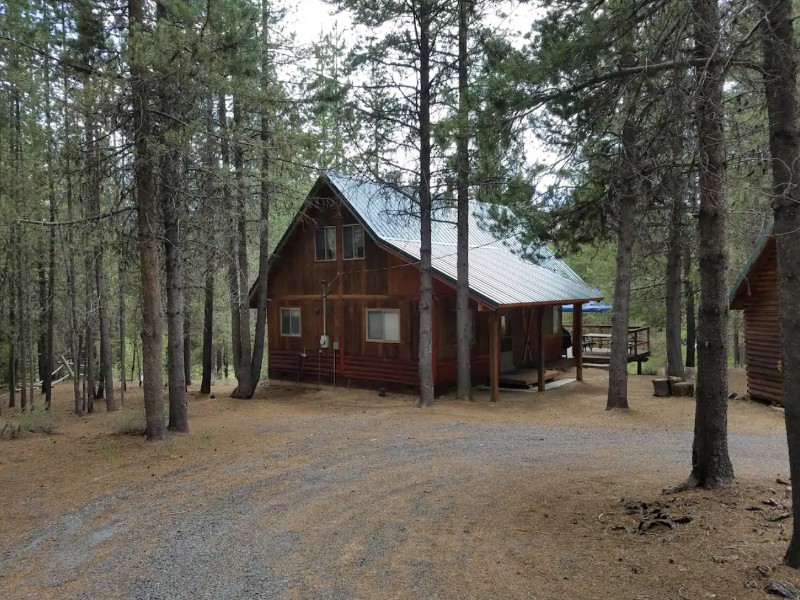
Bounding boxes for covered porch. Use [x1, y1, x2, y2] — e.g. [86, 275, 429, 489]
[482, 302, 588, 401]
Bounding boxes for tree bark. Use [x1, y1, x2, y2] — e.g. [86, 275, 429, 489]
[118, 259, 126, 406]
[84, 252, 95, 414]
[684, 245, 696, 369]
[7, 297, 16, 409]
[686, 0, 734, 487]
[417, 4, 435, 408]
[606, 117, 637, 411]
[455, 0, 472, 401]
[200, 97, 215, 396]
[229, 96, 253, 398]
[63, 78, 82, 415]
[201, 270, 214, 394]
[240, 0, 272, 400]
[161, 148, 188, 432]
[758, 0, 800, 567]
[184, 314, 191, 388]
[665, 190, 686, 379]
[130, 0, 166, 440]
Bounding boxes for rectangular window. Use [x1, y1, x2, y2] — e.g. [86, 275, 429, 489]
[343, 224, 365, 260]
[314, 226, 336, 261]
[366, 309, 400, 342]
[280, 307, 301, 336]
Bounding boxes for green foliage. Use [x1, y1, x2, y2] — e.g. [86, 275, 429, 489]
[100, 441, 117, 462]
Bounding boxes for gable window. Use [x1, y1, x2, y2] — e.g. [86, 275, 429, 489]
[343, 224, 365, 260]
[314, 226, 336, 261]
[280, 307, 301, 336]
[366, 309, 400, 342]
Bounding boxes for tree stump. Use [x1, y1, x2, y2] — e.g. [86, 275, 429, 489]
[652, 378, 672, 397]
[673, 381, 695, 397]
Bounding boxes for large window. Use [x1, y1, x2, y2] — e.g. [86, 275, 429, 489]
[280, 307, 301, 337]
[343, 224, 365, 260]
[366, 309, 400, 342]
[314, 226, 336, 261]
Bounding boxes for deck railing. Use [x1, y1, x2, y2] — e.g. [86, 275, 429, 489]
[580, 325, 651, 357]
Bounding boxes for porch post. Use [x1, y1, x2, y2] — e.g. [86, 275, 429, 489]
[489, 310, 499, 402]
[537, 307, 546, 392]
[574, 303, 583, 381]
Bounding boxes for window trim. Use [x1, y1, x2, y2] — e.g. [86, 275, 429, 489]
[342, 223, 366, 261]
[314, 226, 337, 262]
[280, 306, 302, 337]
[365, 308, 401, 343]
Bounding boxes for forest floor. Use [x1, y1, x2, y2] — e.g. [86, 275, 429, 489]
[0, 367, 797, 599]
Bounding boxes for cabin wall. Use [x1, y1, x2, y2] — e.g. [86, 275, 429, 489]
[740, 242, 783, 404]
[268, 187, 424, 387]
[268, 182, 568, 392]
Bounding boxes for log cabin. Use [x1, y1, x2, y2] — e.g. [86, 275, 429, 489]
[249, 173, 601, 397]
[730, 222, 783, 404]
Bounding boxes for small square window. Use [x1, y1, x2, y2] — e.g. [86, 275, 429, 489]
[280, 307, 301, 336]
[343, 224, 365, 260]
[314, 226, 336, 261]
[366, 309, 400, 342]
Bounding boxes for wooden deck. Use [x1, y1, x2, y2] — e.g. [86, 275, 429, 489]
[498, 369, 560, 387]
[578, 325, 651, 374]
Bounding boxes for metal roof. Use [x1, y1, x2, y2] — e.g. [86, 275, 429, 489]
[326, 172, 600, 308]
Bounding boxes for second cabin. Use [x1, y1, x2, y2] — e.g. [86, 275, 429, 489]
[249, 173, 601, 396]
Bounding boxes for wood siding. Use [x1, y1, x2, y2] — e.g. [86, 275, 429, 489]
[738, 238, 783, 404]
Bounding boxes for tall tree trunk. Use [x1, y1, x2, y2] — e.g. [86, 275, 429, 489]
[84, 102, 117, 411]
[455, 0, 471, 401]
[184, 314, 191, 387]
[63, 79, 82, 415]
[230, 96, 253, 398]
[200, 97, 215, 396]
[417, 6, 435, 408]
[685, 0, 734, 487]
[7, 294, 16, 409]
[759, 0, 800, 567]
[95, 252, 116, 409]
[684, 246, 696, 369]
[118, 259, 126, 406]
[85, 252, 95, 414]
[241, 0, 272, 400]
[219, 94, 242, 382]
[130, 0, 166, 440]
[161, 149, 188, 432]
[201, 270, 214, 394]
[606, 117, 637, 411]
[37, 262, 47, 386]
[665, 191, 686, 379]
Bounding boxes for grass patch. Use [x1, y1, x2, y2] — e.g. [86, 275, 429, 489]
[114, 411, 147, 436]
[19, 409, 57, 435]
[199, 432, 212, 448]
[100, 442, 117, 462]
[164, 438, 177, 456]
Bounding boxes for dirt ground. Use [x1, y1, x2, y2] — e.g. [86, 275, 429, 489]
[0, 367, 797, 599]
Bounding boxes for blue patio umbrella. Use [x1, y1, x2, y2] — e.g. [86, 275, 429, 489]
[562, 290, 612, 313]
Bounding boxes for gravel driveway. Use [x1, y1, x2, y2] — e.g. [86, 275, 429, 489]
[1, 411, 789, 600]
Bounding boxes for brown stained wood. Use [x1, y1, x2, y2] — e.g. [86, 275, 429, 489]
[734, 238, 783, 404]
[489, 311, 499, 402]
[537, 308, 545, 392]
[575, 304, 583, 381]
